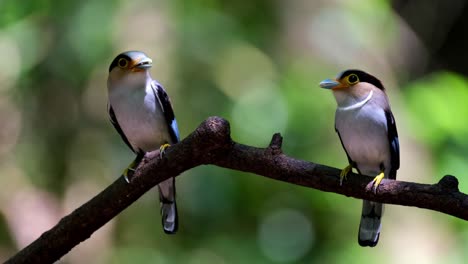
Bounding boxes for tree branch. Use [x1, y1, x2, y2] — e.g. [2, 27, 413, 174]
[6, 116, 468, 263]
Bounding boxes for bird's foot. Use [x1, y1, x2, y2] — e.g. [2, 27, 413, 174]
[371, 172, 385, 194]
[159, 143, 171, 158]
[340, 164, 353, 186]
[123, 167, 136, 183]
[122, 156, 142, 183]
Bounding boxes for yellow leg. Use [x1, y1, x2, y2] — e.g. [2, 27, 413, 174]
[122, 153, 144, 183]
[159, 143, 171, 158]
[123, 159, 138, 183]
[340, 164, 353, 186]
[372, 172, 385, 194]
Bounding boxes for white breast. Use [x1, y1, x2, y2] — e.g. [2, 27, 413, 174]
[335, 104, 390, 176]
[109, 82, 170, 152]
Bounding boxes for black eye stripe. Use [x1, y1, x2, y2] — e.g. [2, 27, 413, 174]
[337, 69, 385, 90]
[109, 54, 132, 72]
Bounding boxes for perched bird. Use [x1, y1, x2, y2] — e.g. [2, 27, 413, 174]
[319, 69, 399, 247]
[107, 51, 180, 234]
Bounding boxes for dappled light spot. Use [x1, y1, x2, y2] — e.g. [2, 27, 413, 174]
[0, 35, 21, 91]
[0, 16, 51, 79]
[112, 2, 174, 77]
[178, 168, 236, 224]
[231, 84, 288, 145]
[258, 208, 314, 263]
[0, 97, 21, 158]
[4, 188, 61, 248]
[405, 72, 468, 147]
[308, 3, 398, 70]
[67, 0, 116, 68]
[214, 42, 277, 99]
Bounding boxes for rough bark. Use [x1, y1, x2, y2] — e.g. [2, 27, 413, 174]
[6, 116, 468, 264]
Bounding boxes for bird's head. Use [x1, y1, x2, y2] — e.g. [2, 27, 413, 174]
[319, 69, 385, 106]
[108, 51, 153, 87]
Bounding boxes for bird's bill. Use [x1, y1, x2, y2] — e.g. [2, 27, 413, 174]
[319, 79, 348, 90]
[132, 57, 153, 71]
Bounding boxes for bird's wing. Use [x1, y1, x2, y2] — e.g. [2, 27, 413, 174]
[108, 103, 136, 153]
[335, 127, 355, 167]
[152, 81, 180, 143]
[385, 109, 399, 179]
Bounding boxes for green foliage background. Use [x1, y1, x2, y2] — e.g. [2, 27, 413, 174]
[0, 0, 467, 263]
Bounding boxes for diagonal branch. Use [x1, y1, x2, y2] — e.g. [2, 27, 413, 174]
[6, 116, 468, 264]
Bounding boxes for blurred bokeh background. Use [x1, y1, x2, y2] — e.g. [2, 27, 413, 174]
[1, 0, 468, 263]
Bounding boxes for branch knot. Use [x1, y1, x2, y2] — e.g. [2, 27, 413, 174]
[438, 175, 459, 192]
[267, 133, 283, 155]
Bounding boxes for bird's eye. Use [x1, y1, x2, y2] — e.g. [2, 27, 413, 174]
[118, 58, 128, 68]
[347, 74, 359, 84]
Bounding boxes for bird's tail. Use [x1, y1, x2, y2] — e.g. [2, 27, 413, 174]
[158, 177, 178, 234]
[358, 200, 383, 247]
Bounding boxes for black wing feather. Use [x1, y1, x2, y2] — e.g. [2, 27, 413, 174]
[108, 104, 135, 153]
[152, 82, 180, 143]
[385, 110, 400, 180]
